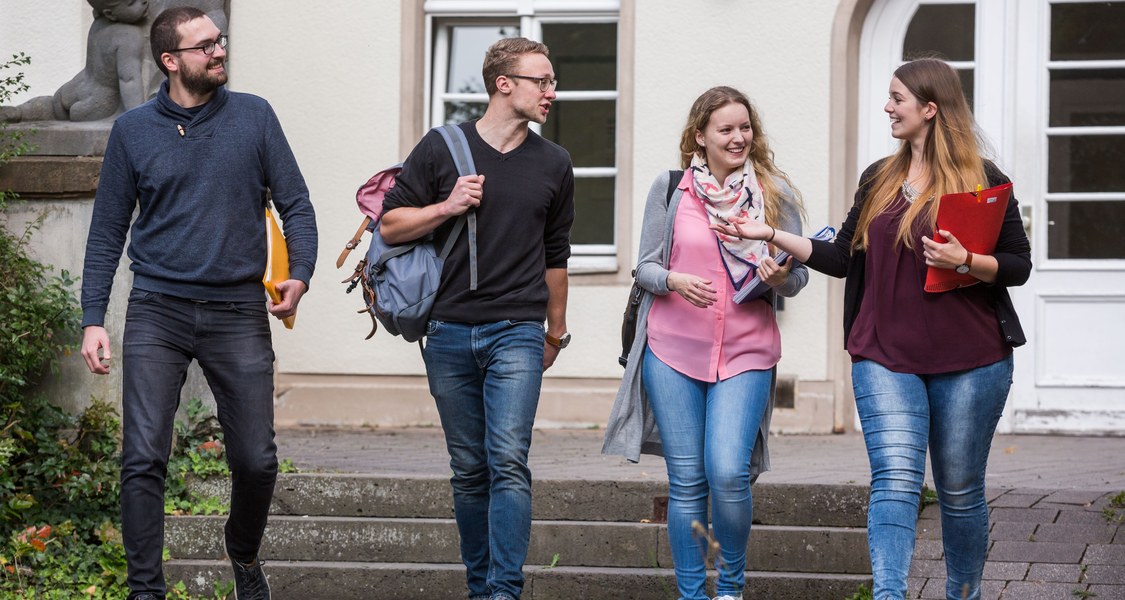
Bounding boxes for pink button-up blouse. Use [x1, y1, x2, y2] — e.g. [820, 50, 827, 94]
[646, 179, 781, 382]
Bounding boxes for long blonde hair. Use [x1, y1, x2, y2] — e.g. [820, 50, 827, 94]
[854, 59, 987, 251]
[678, 86, 803, 228]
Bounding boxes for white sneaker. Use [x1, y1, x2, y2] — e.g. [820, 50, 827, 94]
[714, 595, 742, 600]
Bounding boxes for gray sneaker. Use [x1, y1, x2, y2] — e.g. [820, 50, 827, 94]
[230, 556, 271, 600]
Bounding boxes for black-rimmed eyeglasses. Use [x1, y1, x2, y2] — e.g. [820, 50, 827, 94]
[505, 74, 558, 92]
[172, 34, 228, 56]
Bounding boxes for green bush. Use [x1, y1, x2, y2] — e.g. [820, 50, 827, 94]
[0, 53, 79, 408]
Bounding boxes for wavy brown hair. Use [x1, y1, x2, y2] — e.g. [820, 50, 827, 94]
[854, 59, 987, 251]
[678, 86, 803, 228]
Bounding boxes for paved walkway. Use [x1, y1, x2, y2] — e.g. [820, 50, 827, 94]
[276, 427, 1125, 599]
[276, 427, 1124, 490]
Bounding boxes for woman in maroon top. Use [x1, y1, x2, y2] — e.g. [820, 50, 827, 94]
[714, 59, 1031, 600]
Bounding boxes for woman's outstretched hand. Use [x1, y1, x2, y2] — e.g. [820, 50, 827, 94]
[710, 215, 772, 241]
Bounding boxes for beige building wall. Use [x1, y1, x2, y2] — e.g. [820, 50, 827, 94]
[1, 1, 859, 430]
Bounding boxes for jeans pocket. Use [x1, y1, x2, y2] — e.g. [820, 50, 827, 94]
[426, 319, 443, 336]
[506, 319, 544, 329]
[227, 300, 268, 316]
[127, 289, 160, 303]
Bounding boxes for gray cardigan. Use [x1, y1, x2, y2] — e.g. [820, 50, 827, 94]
[601, 170, 808, 477]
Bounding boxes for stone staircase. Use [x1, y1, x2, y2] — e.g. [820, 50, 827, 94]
[164, 474, 873, 599]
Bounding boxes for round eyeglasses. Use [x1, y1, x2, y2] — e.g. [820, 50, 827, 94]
[172, 34, 228, 56]
[505, 75, 558, 92]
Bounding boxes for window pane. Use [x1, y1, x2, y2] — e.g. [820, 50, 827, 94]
[1048, 135, 1125, 192]
[1050, 69, 1125, 127]
[1047, 200, 1125, 259]
[572, 177, 615, 245]
[903, 4, 975, 62]
[443, 101, 487, 124]
[445, 24, 518, 94]
[541, 100, 615, 168]
[1051, 2, 1125, 61]
[957, 68, 975, 111]
[541, 22, 617, 91]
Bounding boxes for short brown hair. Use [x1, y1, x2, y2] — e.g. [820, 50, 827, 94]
[481, 37, 550, 96]
[150, 6, 207, 76]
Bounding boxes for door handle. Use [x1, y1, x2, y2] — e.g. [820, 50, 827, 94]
[1020, 204, 1032, 239]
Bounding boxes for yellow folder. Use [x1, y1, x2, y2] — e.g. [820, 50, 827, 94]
[263, 207, 296, 329]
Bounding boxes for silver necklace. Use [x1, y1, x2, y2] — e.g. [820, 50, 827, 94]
[901, 179, 932, 203]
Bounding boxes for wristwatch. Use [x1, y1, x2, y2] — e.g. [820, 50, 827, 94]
[955, 251, 974, 275]
[545, 332, 572, 349]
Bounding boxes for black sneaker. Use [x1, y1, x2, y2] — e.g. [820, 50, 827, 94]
[230, 557, 271, 600]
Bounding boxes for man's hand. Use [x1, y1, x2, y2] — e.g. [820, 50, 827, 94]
[267, 279, 308, 320]
[81, 326, 112, 375]
[442, 174, 485, 217]
[543, 343, 560, 371]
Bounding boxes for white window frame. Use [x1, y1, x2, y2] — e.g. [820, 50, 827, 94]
[424, 0, 621, 272]
[1027, 0, 1125, 270]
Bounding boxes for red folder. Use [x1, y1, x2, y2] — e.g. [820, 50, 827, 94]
[924, 182, 1012, 293]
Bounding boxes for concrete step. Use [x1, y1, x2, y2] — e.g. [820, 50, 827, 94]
[193, 474, 869, 527]
[165, 515, 870, 574]
[163, 560, 873, 600]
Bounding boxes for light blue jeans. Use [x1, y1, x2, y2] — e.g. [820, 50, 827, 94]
[643, 347, 773, 600]
[852, 356, 1013, 600]
[422, 319, 546, 600]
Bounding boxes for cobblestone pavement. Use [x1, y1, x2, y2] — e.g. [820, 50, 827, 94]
[276, 427, 1125, 599]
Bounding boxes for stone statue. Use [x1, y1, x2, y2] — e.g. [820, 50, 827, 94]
[0, 0, 149, 123]
[0, 0, 229, 124]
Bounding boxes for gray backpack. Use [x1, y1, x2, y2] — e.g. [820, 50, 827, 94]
[339, 124, 478, 343]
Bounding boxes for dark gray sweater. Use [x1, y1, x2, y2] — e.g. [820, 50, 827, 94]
[81, 81, 317, 327]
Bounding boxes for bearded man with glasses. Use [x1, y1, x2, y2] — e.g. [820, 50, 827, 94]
[380, 37, 575, 600]
[79, 6, 317, 600]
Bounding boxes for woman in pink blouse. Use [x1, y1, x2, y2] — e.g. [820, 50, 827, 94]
[604, 86, 807, 600]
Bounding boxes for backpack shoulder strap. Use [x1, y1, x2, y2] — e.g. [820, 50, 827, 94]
[667, 170, 684, 206]
[435, 124, 479, 291]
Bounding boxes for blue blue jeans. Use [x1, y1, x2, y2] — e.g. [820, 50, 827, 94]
[642, 347, 773, 600]
[422, 319, 546, 600]
[121, 290, 278, 599]
[852, 356, 1013, 600]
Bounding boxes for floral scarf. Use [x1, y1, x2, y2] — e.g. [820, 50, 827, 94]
[689, 154, 769, 290]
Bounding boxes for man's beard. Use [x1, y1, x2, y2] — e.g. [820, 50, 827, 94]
[181, 59, 228, 96]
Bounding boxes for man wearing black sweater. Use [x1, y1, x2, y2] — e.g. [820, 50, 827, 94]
[79, 7, 316, 600]
[381, 37, 574, 600]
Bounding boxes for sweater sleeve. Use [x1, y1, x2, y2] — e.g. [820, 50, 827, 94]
[805, 161, 882, 278]
[262, 104, 318, 288]
[773, 183, 808, 298]
[544, 161, 575, 269]
[635, 172, 673, 295]
[984, 162, 1032, 288]
[81, 124, 137, 328]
